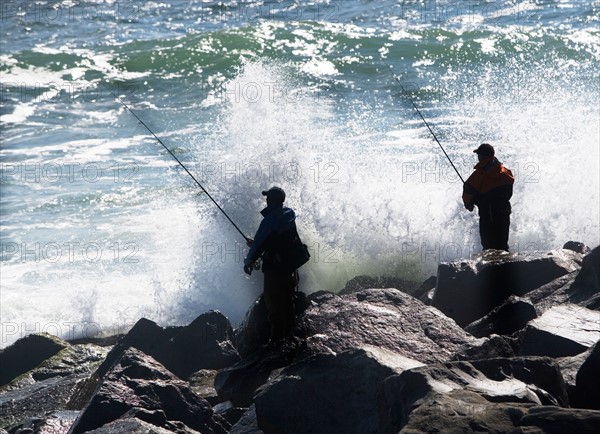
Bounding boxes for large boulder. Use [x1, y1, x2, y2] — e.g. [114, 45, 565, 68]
[432, 249, 582, 327]
[464, 295, 537, 338]
[576, 342, 600, 409]
[378, 357, 571, 434]
[95, 311, 239, 381]
[0, 341, 108, 430]
[68, 348, 229, 434]
[558, 343, 598, 408]
[296, 288, 477, 363]
[216, 288, 476, 407]
[568, 245, 600, 310]
[391, 391, 600, 434]
[0, 333, 68, 386]
[520, 304, 600, 357]
[254, 347, 423, 434]
[339, 275, 420, 296]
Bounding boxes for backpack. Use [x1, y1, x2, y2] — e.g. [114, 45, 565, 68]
[270, 228, 311, 272]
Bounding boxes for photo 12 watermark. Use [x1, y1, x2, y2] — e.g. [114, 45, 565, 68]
[1, 320, 135, 345]
[1, 81, 140, 105]
[1, 241, 140, 264]
[399, 159, 540, 184]
[1, 1, 140, 24]
[199, 241, 339, 265]
[195, 160, 340, 185]
[0, 162, 140, 184]
[400, 240, 541, 264]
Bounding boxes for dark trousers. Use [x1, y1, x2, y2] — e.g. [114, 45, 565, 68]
[263, 271, 297, 341]
[479, 211, 510, 251]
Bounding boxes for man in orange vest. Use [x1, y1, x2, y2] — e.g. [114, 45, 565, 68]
[462, 144, 515, 251]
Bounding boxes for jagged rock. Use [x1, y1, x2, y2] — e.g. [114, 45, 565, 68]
[0, 343, 108, 430]
[453, 334, 516, 361]
[254, 347, 423, 434]
[563, 241, 591, 254]
[82, 418, 178, 433]
[0, 334, 69, 386]
[432, 249, 582, 327]
[94, 311, 239, 381]
[297, 288, 477, 363]
[558, 344, 596, 408]
[416, 275, 437, 304]
[526, 272, 578, 313]
[187, 369, 218, 403]
[5, 411, 79, 434]
[233, 296, 271, 359]
[569, 245, 600, 310]
[392, 391, 600, 434]
[229, 405, 263, 434]
[464, 295, 537, 338]
[217, 288, 476, 407]
[378, 357, 569, 433]
[68, 348, 229, 434]
[520, 304, 600, 357]
[339, 275, 420, 296]
[214, 338, 300, 407]
[576, 342, 600, 409]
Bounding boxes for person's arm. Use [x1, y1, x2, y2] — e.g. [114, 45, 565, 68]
[244, 216, 274, 267]
[462, 173, 480, 211]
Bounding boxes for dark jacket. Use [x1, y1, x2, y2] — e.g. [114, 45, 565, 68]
[463, 157, 514, 218]
[244, 204, 297, 272]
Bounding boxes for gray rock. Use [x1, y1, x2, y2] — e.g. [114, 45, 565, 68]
[394, 391, 600, 434]
[339, 275, 420, 296]
[576, 342, 600, 409]
[214, 338, 300, 407]
[563, 241, 591, 254]
[526, 272, 578, 313]
[96, 311, 239, 380]
[378, 357, 569, 434]
[68, 348, 229, 434]
[557, 344, 596, 408]
[254, 347, 423, 434]
[229, 405, 264, 434]
[453, 334, 517, 361]
[432, 249, 582, 327]
[0, 334, 69, 386]
[520, 304, 600, 357]
[417, 275, 437, 305]
[217, 288, 474, 408]
[0, 343, 108, 430]
[233, 296, 271, 359]
[464, 295, 537, 338]
[82, 418, 180, 433]
[569, 245, 600, 310]
[296, 288, 477, 364]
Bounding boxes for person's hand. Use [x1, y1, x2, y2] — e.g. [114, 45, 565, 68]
[244, 263, 253, 275]
[465, 203, 474, 212]
[246, 238, 254, 247]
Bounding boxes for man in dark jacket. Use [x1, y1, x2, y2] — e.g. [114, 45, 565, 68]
[244, 186, 299, 341]
[463, 144, 515, 251]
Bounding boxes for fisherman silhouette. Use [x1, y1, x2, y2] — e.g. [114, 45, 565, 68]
[462, 144, 515, 251]
[244, 187, 300, 341]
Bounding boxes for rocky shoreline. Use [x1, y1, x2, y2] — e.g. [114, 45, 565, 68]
[1, 243, 599, 433]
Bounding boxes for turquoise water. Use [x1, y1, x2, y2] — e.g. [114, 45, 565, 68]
[1, 0, 599, 347]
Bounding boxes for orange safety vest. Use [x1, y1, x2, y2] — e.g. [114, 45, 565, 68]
[462, 157, 514, 207]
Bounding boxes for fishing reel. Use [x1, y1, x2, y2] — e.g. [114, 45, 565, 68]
[253, 259, 262, 270]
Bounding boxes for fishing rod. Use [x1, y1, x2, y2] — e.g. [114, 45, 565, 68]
[381, 58, 465, 184]
[114, 94, 251, 243]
